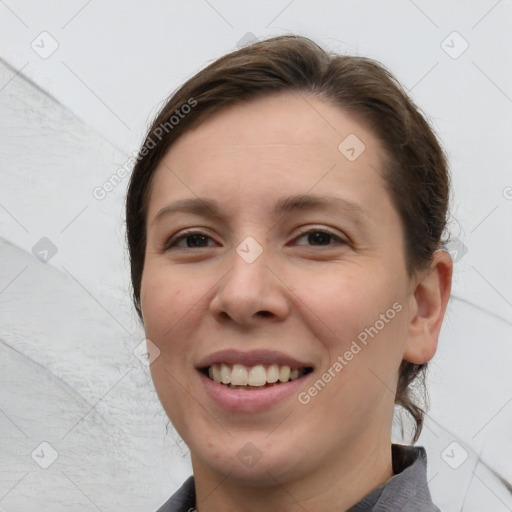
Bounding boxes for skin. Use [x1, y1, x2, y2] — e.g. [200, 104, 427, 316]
[140, 92, 453, 511]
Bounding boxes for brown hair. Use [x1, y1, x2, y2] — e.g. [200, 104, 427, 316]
[125, 34, 450, 443]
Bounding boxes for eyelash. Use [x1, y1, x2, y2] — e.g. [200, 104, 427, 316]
[164, 228, 347, 250]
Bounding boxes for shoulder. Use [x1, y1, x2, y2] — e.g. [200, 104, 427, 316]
[155, 476, 195, 512]
[382, 443, 441, 511]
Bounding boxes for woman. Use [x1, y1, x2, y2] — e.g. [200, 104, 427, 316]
[126, 35, 452, 511]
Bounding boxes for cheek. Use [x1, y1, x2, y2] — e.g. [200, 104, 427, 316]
[297, 270, 407, 420]
[141, 264, 204, 433]
[287, 263, 409, 405]
[289, 263, 402, 345]
[140, 263, 201, 357]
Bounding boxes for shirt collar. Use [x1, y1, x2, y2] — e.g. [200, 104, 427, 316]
[347, 444, 440, 511]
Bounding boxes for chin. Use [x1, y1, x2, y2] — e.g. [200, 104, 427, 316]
[192, 437, 307, 488]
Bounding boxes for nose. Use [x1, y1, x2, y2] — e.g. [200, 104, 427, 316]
[209, 242, 290, 326]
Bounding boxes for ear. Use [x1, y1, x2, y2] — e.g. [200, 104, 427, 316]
[403, 249, 453, 364]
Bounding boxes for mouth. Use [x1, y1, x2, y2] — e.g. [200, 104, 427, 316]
[200, 363, 314, 390]
[196, 349, 315, 410]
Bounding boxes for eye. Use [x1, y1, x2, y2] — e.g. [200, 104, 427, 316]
[164, 228, 346, 251]
[294, 229, 346, 246]
[165, 230, 216, 250]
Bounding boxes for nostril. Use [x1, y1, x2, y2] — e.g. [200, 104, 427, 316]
[256, 310, 272, 317]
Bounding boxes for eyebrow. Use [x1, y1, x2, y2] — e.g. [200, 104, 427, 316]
[151, 194, 371, 225]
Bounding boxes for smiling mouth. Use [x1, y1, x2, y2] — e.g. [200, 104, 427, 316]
[201, 363, 314, 390]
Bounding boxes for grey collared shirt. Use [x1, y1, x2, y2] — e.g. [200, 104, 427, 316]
[156, 444, 440, 512]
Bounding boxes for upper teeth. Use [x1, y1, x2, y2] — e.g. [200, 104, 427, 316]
[208, 363, 303, 386]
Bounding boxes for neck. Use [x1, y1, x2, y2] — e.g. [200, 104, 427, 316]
[191, 434, 394, 512]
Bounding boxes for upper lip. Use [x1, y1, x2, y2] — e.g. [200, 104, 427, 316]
[196, 349, 314, 370]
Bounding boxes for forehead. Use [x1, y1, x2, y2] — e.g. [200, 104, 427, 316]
[146, 92, 391, 220]
[167, 92, 382, 161]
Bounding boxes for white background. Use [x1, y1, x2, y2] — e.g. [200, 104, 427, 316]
[1, 1, 511, 510]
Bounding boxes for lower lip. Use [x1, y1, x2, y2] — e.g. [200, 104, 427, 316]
[198, 370, 311, 412]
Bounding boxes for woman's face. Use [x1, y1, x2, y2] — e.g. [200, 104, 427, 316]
[141, 93, 423, 485]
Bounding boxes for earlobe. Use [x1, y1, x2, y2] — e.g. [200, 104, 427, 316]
[403, 249, 453, 364]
